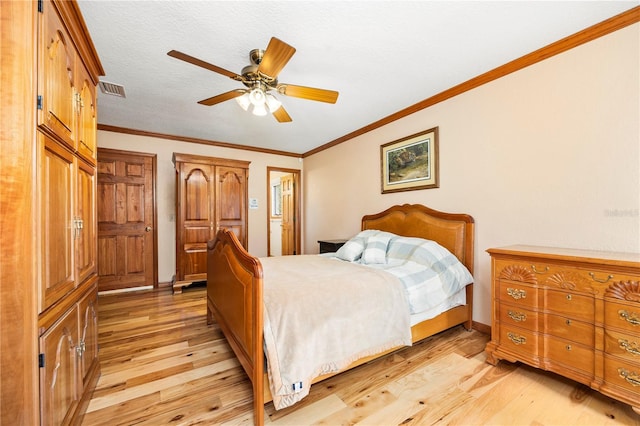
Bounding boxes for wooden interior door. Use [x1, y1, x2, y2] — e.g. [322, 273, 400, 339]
[280, 173, 296, 255]
[97, 149, 156, 292]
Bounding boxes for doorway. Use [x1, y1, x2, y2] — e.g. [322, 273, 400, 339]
[267, 167, 301, 256]
[96, 148, 158, 292]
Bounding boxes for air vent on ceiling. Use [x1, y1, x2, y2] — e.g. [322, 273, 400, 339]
[98, 81, 126, 98]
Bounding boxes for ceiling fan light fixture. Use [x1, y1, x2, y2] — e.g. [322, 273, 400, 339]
[235, 92, 251, 111]
[249, 87, 266, 106]
[265, 93, 282, 112]
[252, 103, 268, 116]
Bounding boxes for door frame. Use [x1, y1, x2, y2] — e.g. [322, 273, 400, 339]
[266, 167, 301, 256]
[97, 147, 158, 289]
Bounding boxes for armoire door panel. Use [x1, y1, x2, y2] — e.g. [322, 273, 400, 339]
[39, 304, 79, 426]
[40, 135, 76, 312]
[76, 159, 96, 284]
[217, 167, 244, 220]
[184, 166, 213, 221]
[216, 166, 247, 247]
[78, 285, 98, 385]
[38, 0, 77, 150]
[76, 66, 97, 164]
[97, 150, 156, 291]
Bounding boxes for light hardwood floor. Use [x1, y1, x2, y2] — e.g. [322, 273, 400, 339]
[82, 285, 639, 425]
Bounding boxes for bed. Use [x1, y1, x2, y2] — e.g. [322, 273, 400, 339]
[206, 203, 474, 425]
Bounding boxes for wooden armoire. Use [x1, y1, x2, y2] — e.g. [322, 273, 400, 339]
[1, 1, 104, 424]
[172, 153, 250, 293]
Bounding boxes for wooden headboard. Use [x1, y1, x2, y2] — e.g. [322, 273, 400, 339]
[361, 204, 475, 273]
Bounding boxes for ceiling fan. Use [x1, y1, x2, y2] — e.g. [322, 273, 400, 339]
[167, 37, 339, 122]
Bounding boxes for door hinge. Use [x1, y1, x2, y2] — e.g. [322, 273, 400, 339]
[39, 353, 45, 368]
[38, 0, 43, 13]
[37, 95, 43, 110]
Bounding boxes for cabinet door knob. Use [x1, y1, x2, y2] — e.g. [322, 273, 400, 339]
[145, 226, 152, 232]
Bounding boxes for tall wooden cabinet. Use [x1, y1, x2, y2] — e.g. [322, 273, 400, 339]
[485, 245, 640, 414]
[1, 1, 103, 424]
[173, 153, 250, 294]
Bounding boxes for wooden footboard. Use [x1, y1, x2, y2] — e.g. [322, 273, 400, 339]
[208, 204, 474, 425]
[206, 230, 265, 425]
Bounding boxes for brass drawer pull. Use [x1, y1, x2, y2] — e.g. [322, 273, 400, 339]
[619, 310, 640, 326]
[565, 319, 572, 326]
[618, 368, 640, 387]
[507, 288, 527, 300]
[508, 310, 527, 322]
[618, 339, 640, 356]
[565, 345, 572, 351]
[507, 332, 526, 345]
[566, 294, 572, 301]
[589, 272, 613, 284]
[531, 265, 549, 274]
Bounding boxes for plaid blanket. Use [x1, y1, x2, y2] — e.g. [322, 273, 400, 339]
[335, 231, 473, 314]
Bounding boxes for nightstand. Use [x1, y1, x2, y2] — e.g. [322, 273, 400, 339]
[317, 239, 348, 254]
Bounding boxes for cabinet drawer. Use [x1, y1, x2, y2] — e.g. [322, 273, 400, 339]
[604, 329, 640, 364]
[604, 299, 640, 334]
[499, 326, 539, 358]
[498, 282, 538, 309]
[544, 289, 593, 323]
[544, 314, 594, 347]
[545, 336, 594, 376]
[603, 355, 640, 394]
[499, 304, 538, 332]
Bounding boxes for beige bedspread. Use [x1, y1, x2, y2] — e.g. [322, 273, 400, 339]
[260, 255, 412, 410]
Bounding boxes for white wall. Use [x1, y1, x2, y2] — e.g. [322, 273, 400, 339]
[302, 24, 640, 326]
[96, 131, 302, 283]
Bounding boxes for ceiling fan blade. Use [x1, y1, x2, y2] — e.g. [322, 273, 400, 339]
[198, 90, 245, 106]
[272, 105, 292, 123]
[257, 37, 296, 79]
[167, 50, 242, 80]
[277, 84, 339, 104]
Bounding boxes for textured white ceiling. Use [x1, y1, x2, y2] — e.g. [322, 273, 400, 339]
[78, 1, 637, 155]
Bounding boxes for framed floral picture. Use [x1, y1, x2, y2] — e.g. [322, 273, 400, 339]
[381, 127, 439, 193]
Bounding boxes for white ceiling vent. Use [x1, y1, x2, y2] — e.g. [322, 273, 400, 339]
[98, 81, 126, 98]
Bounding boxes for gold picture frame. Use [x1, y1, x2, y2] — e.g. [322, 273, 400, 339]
[381, 127, 439, 193]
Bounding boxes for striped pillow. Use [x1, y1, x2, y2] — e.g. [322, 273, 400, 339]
[361, 234, 392, 264]
[335, 237, 366, 262]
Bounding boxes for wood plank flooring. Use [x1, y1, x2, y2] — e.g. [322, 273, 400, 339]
[83, 285, 640, 425]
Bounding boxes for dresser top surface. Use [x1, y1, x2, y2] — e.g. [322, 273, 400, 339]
[487, 245, 640, 268]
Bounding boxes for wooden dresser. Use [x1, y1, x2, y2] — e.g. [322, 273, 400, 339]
[485, 245, 640, 414]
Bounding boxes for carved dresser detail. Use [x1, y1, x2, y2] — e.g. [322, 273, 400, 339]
[485, 245, 640, 414]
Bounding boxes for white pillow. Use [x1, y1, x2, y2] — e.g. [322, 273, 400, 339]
[335, 237, 366, 262]
[361, 234, 392, 264]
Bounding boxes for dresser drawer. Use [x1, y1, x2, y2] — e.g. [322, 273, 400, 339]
[603, 355, 640, 394]
[544, 314, 594, 347]
[544, 289, 594, 323]
[499, 326, 539, 358]
[545, 336, 594, 376]
[498, 281, 538, 309]
[604, 299, 640, 334]
[604, 329, 640, 363]
[499, 304, 538, 332]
